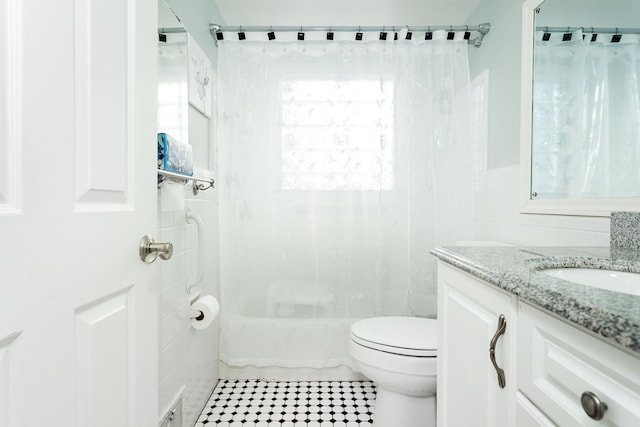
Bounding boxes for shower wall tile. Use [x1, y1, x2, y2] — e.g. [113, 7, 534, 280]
[159, 224, 196, 255]
[159, 364, 186, 422]
[159, 278, 190, 317]
[159, 329, 188, 382]
[158, 250, 193, 290]
[158, 209, 176, 228]
[159, 307, 188, 351]
[474, 165, 610, 246]
[157, 180, 220, 427]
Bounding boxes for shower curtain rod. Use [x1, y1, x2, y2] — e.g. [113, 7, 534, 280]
[210, 23, 491, 47]
[158, 27, 186, 34]
[536, 26, 640, 35]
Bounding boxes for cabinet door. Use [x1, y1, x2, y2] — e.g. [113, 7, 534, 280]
[516, 392, 557, 427]
[437, 262, 517, 427]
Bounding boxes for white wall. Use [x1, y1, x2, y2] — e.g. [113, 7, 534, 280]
[213, 0, 482, 26]
[536, 0, 639, 28]
[466, 0, 522, 169]
[157, 1, 224, 426]
[466, 0, 611, 245]
[166, 0, 222, 60]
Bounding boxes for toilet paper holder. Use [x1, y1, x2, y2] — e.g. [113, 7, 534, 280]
[189, 295, 220, 330]
[190, 309, 205, 321]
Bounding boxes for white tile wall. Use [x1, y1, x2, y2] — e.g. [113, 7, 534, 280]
[475, 165, 610, 246]
[157, 180, 220, 427]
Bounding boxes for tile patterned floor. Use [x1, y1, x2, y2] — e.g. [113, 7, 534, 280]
[195, 379, 376, 427]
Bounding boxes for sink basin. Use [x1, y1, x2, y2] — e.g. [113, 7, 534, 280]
[540, 268, 640, 296]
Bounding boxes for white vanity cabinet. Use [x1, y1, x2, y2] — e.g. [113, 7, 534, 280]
[437, 260, 640, 427]
[518, 302, 640, 427]
[437, 261, 518, 427]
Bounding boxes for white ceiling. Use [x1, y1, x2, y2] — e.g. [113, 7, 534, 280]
[212, 0, 484, 27]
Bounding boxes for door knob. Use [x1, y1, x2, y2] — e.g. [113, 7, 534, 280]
[139, 235, 173, 263]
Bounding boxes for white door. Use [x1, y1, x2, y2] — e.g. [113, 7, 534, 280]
[0, 0, 158, 426]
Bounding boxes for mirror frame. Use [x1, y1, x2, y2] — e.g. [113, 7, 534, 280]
[519, 0, 640, 217]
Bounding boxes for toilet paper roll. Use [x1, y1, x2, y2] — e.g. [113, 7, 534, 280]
[190, 295, 220, 330]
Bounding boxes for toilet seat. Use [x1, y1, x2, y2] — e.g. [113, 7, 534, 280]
[351, 316, 437, 357]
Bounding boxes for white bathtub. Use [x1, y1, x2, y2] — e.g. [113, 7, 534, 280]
[219, 285, 368, 381]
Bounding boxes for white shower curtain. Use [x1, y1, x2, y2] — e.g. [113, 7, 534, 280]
[216, 32, 475, 372]
[532, 30, 640, 199]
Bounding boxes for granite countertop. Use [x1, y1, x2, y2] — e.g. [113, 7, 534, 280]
[430, 246, 640, 356]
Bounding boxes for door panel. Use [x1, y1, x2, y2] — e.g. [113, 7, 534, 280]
[74, 0, 131, 206]
[0, 0, 20, 214]
[75, 288, 131, 427]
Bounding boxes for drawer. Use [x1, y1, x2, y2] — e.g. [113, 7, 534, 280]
[518, 303, 640, 427]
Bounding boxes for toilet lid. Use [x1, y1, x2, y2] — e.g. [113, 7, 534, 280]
[351, 316, 437, 357]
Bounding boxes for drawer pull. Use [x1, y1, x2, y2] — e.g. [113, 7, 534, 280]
[581, 391, 608, 420]
[489, 314, 507, 388]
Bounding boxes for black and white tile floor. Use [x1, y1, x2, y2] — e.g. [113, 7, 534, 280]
[195, 379, 376, 426]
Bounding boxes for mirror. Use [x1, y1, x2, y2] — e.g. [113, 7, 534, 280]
[520, 0, 640, 216]
[157, 0, 213, 172]
[158, 0, 188, 148]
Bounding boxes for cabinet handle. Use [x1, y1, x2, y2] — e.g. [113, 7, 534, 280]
[581, 391, 608, 420]
[489, 314, 507, 389]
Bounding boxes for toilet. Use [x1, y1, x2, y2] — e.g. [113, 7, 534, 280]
[350, 316, 437, 427]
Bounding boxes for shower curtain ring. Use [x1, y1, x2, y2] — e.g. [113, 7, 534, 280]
[326, 25, 334, 40]
[379, 25, 387, 41]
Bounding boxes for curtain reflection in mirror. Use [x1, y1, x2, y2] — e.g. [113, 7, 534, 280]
[158, 33, 189, 145]
[532, 30, 640, 199]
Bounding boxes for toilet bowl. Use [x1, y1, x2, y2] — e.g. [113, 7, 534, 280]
[350, 316, 437, 427]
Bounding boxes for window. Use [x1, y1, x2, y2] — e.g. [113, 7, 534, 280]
[281, 79, 394, 190]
